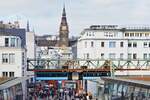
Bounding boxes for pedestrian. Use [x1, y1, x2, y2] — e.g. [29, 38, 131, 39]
[69, 90, 72, 99]
[65, 93, 67, 100]
[86, 95, 89, 100]
[43, 90, 47, 99]
[51, 89, 54, 98]
[33, 93, 37, 100]
[47, 89, 50, 98]
[83, 93, 87, 100]
[121, 91, 125, 100]
[29, 94, 32, 100]
[89, 94, 92, 100]
[79, 94, 83, 100]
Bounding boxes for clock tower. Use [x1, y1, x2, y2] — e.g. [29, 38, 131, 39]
[59, 5, 69, 47]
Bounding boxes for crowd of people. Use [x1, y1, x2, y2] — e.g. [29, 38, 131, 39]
[28, 83, 93, 100]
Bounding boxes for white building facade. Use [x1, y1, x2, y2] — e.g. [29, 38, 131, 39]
[26, 32, 36, 60]
[38, 47, 73, 59]
[77, 25, 150, 96]
[0, 21, 27, 77]
[0, 35, 26, 77]
[77, 25, 150, 61]
[25, 31, 36, 77]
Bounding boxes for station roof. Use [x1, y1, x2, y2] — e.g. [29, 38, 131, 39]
[102, 76, 150, 89]
[0, 77, 11, 84]
[0, 77, 32, 90]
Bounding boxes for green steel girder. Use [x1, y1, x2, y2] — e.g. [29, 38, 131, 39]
[27, 58, 150, 71]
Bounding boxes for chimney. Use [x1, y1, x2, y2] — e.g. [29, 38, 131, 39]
[14, 21, 20, 28]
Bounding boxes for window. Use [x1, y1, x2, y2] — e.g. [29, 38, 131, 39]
[135, 33, 139, 37]
[104, 32, 109, 37]
[125, 33, 129, 37]
[120, 53, 124, 59]
[22, 52, 25, 65]
[145, 33, 149, 37]
[133, 53, 137, 59]
[10, 38, 16, 47]
[2, 72, 8, 77]
[84, 53, 89, 59]
[133, 42, 137, 47]
[144, 42, 150, 48]
[101, 53, 104, 59]
[109, 53, 116, 59]
[109, 42, 116, 48]
[42, 50, 48, 55]
[140, 33, 143, 37]
[86, 33, 88, 36]
[9, 72, 14, 77]
[85, 42, 87, 48]
[101, 42, 104, 47]
[91, 41, 94, 47]
[130, 33, 134, 37]
[144, 42, 148, 48]
[9, 53, 15, 64]
[16, 38, 19, 47]
[144, 53, 147, 59]
[2, 53, 15, 64]
[5, 38, 9, 47]
[120, 42, 124, 47]
[128, 43, 132, 47]
[87, 53, 89, 59]
[2, 54, 9, 63]
[128, 53, 132, 59]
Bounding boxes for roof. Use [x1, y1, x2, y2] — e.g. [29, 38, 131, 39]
[85, 25, 150, 32]
[36, 38, 77, 47]
[0, 77, 11, 84]
[36, 40, 58, 47]
[0, 28, 26, 48]
[102, 77, 150, 89]
[0, 77, 32, 90]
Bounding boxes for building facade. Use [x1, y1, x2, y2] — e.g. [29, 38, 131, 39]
[26, 21, 36, 76]
[77, 25, 150, 60]
[37, 46, 73, 60]
[0, 22, 26, 77]
[77, 25, 150, 96]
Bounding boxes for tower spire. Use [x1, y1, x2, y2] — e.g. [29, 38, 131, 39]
[58, 4, 69, 47]
[62, 4, 66, 17]
[27, 20, 30, 32]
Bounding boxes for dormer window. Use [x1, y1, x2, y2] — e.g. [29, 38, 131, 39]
[10, 38, 16, 47]
[4, 36, 21, 47]
[5, 38, 9, 47]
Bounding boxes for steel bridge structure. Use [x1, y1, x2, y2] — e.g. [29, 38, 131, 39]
[27, 58, 150, 80]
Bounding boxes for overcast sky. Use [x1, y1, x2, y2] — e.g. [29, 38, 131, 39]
[0, 0, 150, 36]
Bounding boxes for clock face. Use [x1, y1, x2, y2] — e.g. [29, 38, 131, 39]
[62, 26, 67, 30]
